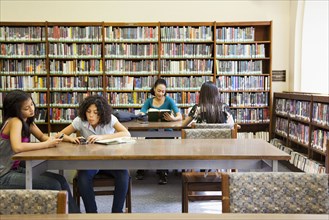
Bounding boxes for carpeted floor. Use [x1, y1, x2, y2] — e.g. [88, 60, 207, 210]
[76, 162, 293, 213]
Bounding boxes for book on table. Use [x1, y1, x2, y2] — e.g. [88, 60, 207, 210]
[147, 108, 171, 122]
[95, 137, 136, 145]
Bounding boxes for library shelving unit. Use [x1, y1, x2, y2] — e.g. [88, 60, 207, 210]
[0, 22, 48, 132]
[215, 21, 272, 133]
[0, 21, 272, 136]
[271, 92, 329, 173]
[46, 22, 103, 132]
[159, 22, 215, 114]
[103, 22, 159, 112]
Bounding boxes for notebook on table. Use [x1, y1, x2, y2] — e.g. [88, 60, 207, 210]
[95, 137, 136, 145]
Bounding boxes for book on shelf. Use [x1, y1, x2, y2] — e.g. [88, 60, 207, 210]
[147, 108, 171, 122]
[95, 137, 136, 145]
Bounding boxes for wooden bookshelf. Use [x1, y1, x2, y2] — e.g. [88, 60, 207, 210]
[0, 21, 272, 136]
[271, 92, 329, 173]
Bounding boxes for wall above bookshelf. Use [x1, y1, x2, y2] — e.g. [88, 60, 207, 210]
[0, 21, 272, 135]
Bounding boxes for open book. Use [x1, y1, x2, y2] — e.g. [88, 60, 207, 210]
[95, 137, 136, 145]
[147, 108, 171, 122]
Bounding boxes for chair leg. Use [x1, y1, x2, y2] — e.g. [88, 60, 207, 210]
[73, 177, 80, 208]
[182, 181, 188, 213]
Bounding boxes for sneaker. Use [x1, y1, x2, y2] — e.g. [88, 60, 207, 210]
[135, 170, 145, 180]
[158, 171, 168, 185]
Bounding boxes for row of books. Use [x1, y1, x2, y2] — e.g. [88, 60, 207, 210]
[50, 108, 77, 122]
[49, 76, 94, 89]
[230, 92, 268, 107]
[216, 27, 255, 42]
[105, 60, 158, 74]
[162, 76, 213, 90]
[289, 121, 310, 145]
[48, 26, 102, 41]
[0, 26, 259, 43]
[312, 129, 328, 153]
[1, 59, 46, 74]
[275, 117, 288, 137]
[160, 60, 213, 74]
[1, 43, 46, 57]
[271, 138, 326, 174]
[105, 43, 158, 58]
[105, 27, 158, 41]
[48, 43, 102, 57]
[275, 99, 311, 121]
[160, 26, 213, 41]
[50, 59, 103, 74]
[216, 44, 265, 58]
[0, 27, 45, 41]
[231, 108, 270, 123]
[312, 102, 329, 127]
[160, 43, 212, 58]
[237, 131, 269, 141]
[1, 76, 47, 90]
[216, 60, 263, 74]
[216, 75, 270, 91]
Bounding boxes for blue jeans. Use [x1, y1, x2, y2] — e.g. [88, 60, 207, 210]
[77, 169, 129, 213]
[0, 166, 80, 213]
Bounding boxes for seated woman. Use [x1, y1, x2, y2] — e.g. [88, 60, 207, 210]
[182, 81, 234, 127]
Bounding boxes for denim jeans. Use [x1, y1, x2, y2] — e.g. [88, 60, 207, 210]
[77, 169, 129, 213]
[0, 166, 80, 213]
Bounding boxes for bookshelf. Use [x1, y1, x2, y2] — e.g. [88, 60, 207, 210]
[271, 92, 329, 173]
[0, 21, 272, 136]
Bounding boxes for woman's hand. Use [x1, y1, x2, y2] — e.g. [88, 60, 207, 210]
[163, 112, 175, 121]
[86, 135, 102, 144]
[46, 137, 63, 148]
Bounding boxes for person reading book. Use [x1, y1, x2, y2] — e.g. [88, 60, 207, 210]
[58, 95, 130, 213]
[136, 78, 182, 184]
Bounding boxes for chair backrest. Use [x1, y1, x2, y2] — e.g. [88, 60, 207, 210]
[0, 190, 68, 214]
[181, 123, 238, 139]
[221, 172, 329, 214]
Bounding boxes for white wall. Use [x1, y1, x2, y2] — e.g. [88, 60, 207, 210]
[1, 0, 291, 92]
[300, 0, 329, 94]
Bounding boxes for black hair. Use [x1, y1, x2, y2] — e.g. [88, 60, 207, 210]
[198, 81, 228, 123]
[1, 90, 36, 137]
[150, 78, 167, 96]
[78, 95, 112, 126]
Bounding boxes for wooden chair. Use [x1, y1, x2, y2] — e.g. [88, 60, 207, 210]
[0, 189, 67, 214]
[221, 172, 329, 214]
[73, 172, 132, 213]
[181, 124, 238, 213]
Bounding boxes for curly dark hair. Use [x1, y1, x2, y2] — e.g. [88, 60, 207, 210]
[78, 95, 112, 126]
[150, 78, 167, 96]
[1, 90, 37, 137]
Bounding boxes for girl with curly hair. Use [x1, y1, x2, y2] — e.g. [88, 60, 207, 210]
[59, 94, 130, 213]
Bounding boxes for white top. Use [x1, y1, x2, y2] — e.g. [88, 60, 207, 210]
[71, 115, 118, 138]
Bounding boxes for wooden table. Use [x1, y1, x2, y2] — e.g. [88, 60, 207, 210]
[12, 139, 290, 189]
[1, 213, 327, 220]
[122, 120, 185, 138]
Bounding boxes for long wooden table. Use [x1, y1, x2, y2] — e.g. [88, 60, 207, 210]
[1, 213, 327, 220]
[12, 139, 290, 189]
[122, 120, 185, 137]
